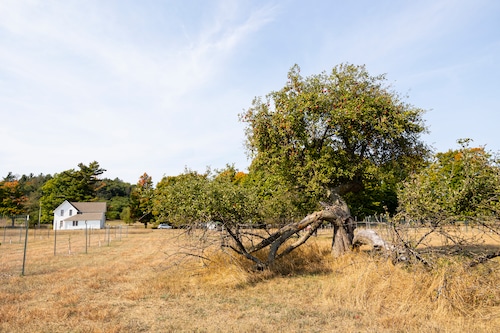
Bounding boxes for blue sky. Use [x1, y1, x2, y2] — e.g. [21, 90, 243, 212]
[1, 0, 499, 184]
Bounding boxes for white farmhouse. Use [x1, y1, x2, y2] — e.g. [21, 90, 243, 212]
[53, 200, 107, 230]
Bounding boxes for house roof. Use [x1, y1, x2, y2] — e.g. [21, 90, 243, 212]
[71, 202, 107, 213]
[63, 212, 104, 221]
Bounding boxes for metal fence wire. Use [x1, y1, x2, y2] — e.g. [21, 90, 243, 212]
[1, 219, 130, 276]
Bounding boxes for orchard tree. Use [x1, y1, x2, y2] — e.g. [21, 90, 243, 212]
[240, 64, 429, 255]
[393, 139, 500, 265]
[244, 169, 304, 227]
[153, 166, 359, 266]
[153, 170, 209, 226]
[399, 139, 500, 222]
[153, 167, 260, 228]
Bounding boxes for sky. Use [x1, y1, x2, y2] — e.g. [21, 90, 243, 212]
[1, 0, 499, 184]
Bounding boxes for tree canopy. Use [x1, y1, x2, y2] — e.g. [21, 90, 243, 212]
[0, 178, 26, 225]
[398, 139, 500, 222]
[152, 166, 260, 228]
[129, 173, 155, 227]
[240, 64, 429, 216]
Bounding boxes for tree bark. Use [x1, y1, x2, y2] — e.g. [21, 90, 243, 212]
[322, 197, 356, 257]
[331, 219, 354, 257]
[221, 196, 356, 268]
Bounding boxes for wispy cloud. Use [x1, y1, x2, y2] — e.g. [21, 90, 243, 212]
[0, 0, 278, 181]
[1, 1, 498, 182]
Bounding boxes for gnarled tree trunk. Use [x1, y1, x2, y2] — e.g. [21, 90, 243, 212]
[222, 196, 356, 268]
[322, 197, 356, 257]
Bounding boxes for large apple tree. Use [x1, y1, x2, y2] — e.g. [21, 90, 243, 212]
[240, 64, 429, 255]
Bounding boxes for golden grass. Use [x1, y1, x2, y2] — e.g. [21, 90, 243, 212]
[0, 226, 498, 332]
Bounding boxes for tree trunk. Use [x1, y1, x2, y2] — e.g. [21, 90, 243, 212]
[221, 195, 356, 268]
[331, 220, 354, 257]
[322, 196, 356, 257]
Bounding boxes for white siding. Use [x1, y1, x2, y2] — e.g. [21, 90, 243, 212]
[60, 219, 101, 230]
[53, 201, 77, 230]
[53, 200, 106, 230]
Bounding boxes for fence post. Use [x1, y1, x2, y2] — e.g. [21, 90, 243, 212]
[54, 227, 57, 256]
[21, 216, 29, 276]
[107, 225, 111, 246]
[85, 222, 88, 254]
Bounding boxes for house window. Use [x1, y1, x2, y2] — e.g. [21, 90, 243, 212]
[72, 221, 78, 227]
[69, 209, 73, 216]
[59, 221, 63, 228]
[60, 209, 64, 216]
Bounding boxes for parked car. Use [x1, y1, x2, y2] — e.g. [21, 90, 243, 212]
[158, 223, 172, 229]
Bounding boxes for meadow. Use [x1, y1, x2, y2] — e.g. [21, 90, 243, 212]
[0, 222, 499, 333]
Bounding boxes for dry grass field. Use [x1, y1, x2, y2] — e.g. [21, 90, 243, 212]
[0, 222, 499, 333]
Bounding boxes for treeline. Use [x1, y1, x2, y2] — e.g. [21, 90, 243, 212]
[0, 161, 133, 226]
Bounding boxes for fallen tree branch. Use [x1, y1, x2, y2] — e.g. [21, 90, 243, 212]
[468, 250, 500, 268]
[352, 229, 393, 251]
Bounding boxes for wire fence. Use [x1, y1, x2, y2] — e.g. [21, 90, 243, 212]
[319, 214, 500, 247]
[0, 218, 132, 277]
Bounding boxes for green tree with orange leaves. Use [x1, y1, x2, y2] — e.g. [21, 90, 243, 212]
[398, 139, 500, 221]
[129, 173, 154, 228]
[0, 173, 27, 226]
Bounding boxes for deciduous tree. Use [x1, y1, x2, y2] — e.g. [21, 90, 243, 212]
[129, 173, 154, 228]
[399, 139, 500, 221]
[393, 139, 500, 266]
[240, 64, 429, 255]
[0, 175, 27, 226]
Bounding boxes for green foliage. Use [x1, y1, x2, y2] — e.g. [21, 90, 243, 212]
[1, 169, 130, 224]
[120, 206, 133, 224]
[398, 139, 500, 221]
[97, 178, 132, 220]
[344, 179, 398, 219]
[0, 178, 27, 224]
[240, 64, 429, 216]
[153, 169, 209, 225]
[153, 167, 261, 228]
[129, 173, 154, 225]
[18, 173, 52, 224]
[244, 170, 304, 226]
[106, 196, 130, 220]
[97, 177, 132, 200]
